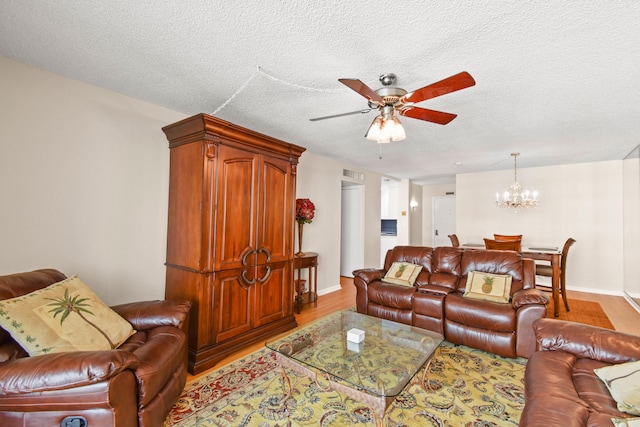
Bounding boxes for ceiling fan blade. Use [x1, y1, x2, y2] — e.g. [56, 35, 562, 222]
[309, 108, 373, 121]
[338, 79, 384, 103]
[403, 71, 476, 104]
[399, 106, 457, 125]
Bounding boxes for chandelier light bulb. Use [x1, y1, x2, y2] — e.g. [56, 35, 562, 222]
[496, 153, 538, 211]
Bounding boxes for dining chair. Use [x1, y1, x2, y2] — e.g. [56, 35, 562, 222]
[448, 234, 460, 247]
[484, 238, 521, 251]
[536, 238, 576, 312]
[494, 234, 523, 242]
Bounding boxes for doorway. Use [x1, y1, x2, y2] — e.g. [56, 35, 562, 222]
[340, 182, 364, 277]
[432, 196, 456, 247]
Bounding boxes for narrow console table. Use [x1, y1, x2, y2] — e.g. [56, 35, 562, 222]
[293, 252, 318, 313]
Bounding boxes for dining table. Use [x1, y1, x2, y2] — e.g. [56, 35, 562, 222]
[461, 243, 562, 317]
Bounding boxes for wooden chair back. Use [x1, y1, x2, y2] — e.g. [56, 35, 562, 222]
[494, 234, 523, 242]
[484, 238, 521, 251]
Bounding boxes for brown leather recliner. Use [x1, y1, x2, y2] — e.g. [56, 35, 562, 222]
[521, 319, 640, 426]
[0, 269, 192, 427]
[353, 246, 550, 358]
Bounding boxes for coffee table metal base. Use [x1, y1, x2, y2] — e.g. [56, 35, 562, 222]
[275, 351, 394, 426]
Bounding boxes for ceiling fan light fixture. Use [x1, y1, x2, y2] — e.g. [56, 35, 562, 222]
[365, 114, 406, 143]
[390, 117, 406, 141]
[365, 116, 382, 141]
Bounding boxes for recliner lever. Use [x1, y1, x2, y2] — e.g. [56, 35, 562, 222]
[61, 416, 87, 427]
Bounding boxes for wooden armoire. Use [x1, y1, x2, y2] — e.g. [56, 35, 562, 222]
[162, 114, 305, 374]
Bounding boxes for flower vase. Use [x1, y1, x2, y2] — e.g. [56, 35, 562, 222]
[296, 222, 304, 257]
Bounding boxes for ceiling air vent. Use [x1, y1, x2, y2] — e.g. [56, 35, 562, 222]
[343, 169, 365, 181]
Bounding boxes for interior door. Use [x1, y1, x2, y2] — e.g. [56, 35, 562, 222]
[340, 183, 364, 276]
[433, 196, 456, 247]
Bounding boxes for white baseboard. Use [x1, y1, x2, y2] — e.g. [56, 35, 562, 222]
[565, 286, 626, 296]
[318, 284, 343, 296]
[623, 294, 640, 315]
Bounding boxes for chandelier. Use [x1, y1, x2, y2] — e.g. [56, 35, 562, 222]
[496, 153, 538, 211]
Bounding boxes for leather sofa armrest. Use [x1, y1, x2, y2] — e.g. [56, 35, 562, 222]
[533, 318, 640, 364]
[512, 288, 549, 309]
[352, 268, 386, 284]
[352, 269, 386, 315]
[112, 300, 192, 330]
[0, 350, 139, 394]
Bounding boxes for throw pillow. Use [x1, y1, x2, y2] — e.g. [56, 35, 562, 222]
[0, 276, 135, 356]
[382, 262, 423, 287]
[611, 418, 640, 427]
[463, 271, 513, 303]
[594, 360, 640, 416]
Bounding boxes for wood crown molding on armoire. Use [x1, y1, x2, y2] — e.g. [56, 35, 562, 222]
[162, 113, 306, 374]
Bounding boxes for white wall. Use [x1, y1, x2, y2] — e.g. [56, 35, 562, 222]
[409, 181, 423, 245]
[295, 152, 383, 295]
[623, 147, 640, 301]
[0, 56, 184, 304]
[456, 161, 624, 293]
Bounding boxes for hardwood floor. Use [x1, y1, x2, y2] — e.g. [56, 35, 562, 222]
[188, 277, 640, 381]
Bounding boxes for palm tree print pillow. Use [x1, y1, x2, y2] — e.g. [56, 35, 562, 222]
[0, 276, 135, 356]
[463, 271, 513, 303]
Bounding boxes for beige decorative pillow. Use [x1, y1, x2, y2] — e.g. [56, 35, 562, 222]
[382, 262, 423, 286]
[0, 276, 135, 356]
[594, 360, 640, 416]
[463, 271, 512, 303]
[611, 418, 640, 427]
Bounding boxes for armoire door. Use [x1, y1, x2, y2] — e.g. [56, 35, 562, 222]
[213, 268, 253, 343]
[257, 156, 294, 265]
[253, 261, 290, 327]
[213, 144, 259, 271]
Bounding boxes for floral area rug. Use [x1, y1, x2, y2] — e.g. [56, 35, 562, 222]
[164, 314, 526, 427]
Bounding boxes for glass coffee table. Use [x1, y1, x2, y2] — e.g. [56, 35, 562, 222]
[266, 311, 443, 426]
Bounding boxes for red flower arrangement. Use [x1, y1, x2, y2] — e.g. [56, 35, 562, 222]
[296, 198, 315, 224]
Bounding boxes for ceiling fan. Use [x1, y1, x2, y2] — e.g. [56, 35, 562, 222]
[310, 72, 476, 143]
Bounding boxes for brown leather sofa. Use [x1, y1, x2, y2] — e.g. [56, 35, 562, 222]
[353, 246, 549, 358]
[0, 269, 192, 427]
[521, 318, 640, 426]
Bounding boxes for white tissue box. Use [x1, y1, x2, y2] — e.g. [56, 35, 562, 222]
[346, 328, 365, 343]
[347, 340, 361, 352]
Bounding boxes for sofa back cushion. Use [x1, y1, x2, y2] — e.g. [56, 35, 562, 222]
[459, 249, 525, 294]
[429, 247, 463, 291]
[384, 246, 433, 286]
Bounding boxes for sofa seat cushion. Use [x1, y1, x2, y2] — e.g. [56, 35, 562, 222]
[368, 281, 416, 310]
[525, 350, 631, 419]
[444, 293, 516, 332]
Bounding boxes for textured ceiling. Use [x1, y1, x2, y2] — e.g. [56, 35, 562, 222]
[2, 1, 639, 184]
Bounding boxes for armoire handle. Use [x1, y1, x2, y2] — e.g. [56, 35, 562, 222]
[258, 247, 271, 263]
[241, 269, 256, 285]
[257, 266, 271, 283]
[241, 249, 256, 266]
